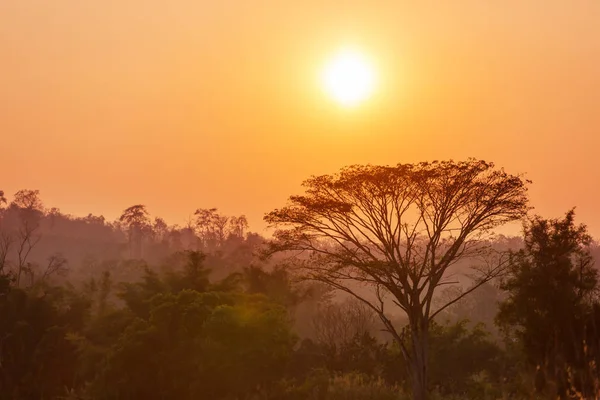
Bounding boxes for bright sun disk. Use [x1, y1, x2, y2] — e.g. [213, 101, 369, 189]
[322, 48, 376, 107]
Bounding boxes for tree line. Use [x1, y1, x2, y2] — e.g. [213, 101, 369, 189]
[1, 159, 599, 399]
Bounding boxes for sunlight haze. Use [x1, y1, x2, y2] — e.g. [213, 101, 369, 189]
[2, 0, 600, 235]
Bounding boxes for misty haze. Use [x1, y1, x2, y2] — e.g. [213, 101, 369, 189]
[2, 2, 600, 400]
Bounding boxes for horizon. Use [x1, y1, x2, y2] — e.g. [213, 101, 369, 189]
[3, 0, 599, 235]
[0, 167, 571, 241]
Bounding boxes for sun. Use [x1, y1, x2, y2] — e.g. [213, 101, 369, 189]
[322, 48, 376, 107]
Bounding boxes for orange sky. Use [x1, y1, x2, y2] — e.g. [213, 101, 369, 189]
[1, 1, 599, 236]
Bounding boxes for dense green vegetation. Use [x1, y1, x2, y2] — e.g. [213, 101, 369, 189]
[1, 161, 600, 399]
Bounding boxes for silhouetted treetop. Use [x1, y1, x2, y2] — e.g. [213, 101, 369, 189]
[11, 189, 44, 211]
[266, 159, 530, 263]
[119, 204, 150, 228]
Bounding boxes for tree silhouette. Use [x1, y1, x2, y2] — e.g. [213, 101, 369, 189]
[10, 190, 44, 286]
[152, 217, 169, 243]
[119, 205, 150, 259]
[194, 208, 229, 250]
[497, 209, 599, 397]
[11, 189, 44, 211]
[229, 215, 249, 238]
[0, 190, 9, 275]
[265, 159, 530, 400]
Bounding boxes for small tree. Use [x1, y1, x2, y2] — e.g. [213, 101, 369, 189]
[265, 159, 529, 400]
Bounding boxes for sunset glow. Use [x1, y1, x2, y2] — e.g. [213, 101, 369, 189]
[3, 2, 600, 397]
[2, 1, 600, 236]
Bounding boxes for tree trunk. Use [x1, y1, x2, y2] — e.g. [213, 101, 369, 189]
[410, 322, 429, 400]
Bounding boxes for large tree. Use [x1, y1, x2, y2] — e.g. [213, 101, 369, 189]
[264, 159, 529, 400]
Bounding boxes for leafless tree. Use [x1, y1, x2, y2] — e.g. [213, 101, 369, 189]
[15, 219, 41, 286]
[0, 233, 12, 274]
[39, 253, 69, 283]
[10, 190, 44, 286]
[264, 159, 530, 400]
[312, 297, 376, 348]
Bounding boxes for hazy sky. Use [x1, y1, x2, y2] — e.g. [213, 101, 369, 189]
[2, 1, 599, 235]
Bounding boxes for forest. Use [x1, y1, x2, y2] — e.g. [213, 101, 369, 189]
[1, 160, 600, 400]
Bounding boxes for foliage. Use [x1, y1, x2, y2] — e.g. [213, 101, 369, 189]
[85, 290, 295, 400]
[0, 283, 90, 399]
[497, 209, 600, 398]
[244, 264, 308, 308]
[427, 321, 504, 398]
